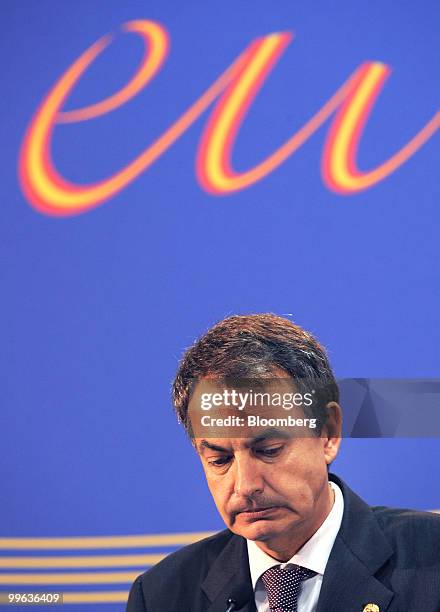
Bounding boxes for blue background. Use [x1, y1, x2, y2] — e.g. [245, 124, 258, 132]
[1, 0, 439, 608]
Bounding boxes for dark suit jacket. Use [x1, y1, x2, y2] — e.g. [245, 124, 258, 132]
[126, 474, 440, 611]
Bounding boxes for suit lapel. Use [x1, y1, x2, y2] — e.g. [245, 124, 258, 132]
[202, 533, 256, 612]
[317, 475, 395, 612]
[316, 535, 394, 612]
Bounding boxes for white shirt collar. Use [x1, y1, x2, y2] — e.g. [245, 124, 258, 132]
[246, 480, 344, 589]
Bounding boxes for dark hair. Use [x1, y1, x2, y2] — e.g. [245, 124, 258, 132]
[172, 313, 339, 435]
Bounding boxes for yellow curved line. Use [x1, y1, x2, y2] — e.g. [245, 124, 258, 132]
[0, 553, 166, 569]
[0, 531, 216, 550]
[59, 20, 168, 123]
[203, 38, 357, 193]
[0, 571, 141, 585]
[21, 30, 250, 212]
[328, 63, 440, 191]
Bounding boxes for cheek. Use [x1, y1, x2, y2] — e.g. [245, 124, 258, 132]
[270, 448, 325, 505]
[206, 477, 230, 515]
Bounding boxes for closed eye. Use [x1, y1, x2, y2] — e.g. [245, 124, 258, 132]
[208, 455, 232, 467]
[255, 446, 283, 457]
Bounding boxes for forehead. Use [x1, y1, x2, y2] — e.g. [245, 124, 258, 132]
[189, 376, 299, 398]
[188, 376, 315, 445]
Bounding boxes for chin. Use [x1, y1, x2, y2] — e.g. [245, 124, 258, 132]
[233, 520, 279, 542]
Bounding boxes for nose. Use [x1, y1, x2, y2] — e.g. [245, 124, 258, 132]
[233, 453, 264, 498]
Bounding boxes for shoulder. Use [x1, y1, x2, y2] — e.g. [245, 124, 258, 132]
[130, 529, 234, 593]
[126, 529, 238, 610]
[371, 504, 440, 538]
[371, 504, 440, 564]
[331, 474, 440, 566]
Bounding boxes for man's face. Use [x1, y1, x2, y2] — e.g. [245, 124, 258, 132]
[189, 378, 341, 558]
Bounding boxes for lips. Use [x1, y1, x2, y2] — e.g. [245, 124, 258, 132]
[237, 506, 280, 519]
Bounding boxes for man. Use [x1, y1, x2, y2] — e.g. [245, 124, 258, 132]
[127, 314, 440, 612]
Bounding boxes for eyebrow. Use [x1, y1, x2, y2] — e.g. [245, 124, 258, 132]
[198, 440, 230, 454]
[198, 428, 290, 455]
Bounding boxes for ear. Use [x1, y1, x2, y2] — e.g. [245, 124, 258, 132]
[321, 401, 342, 466]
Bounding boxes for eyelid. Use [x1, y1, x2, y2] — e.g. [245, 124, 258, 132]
[255, 445, 283, 455]
[207, 455, 232, 466]
[206, 443, 285, 465]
